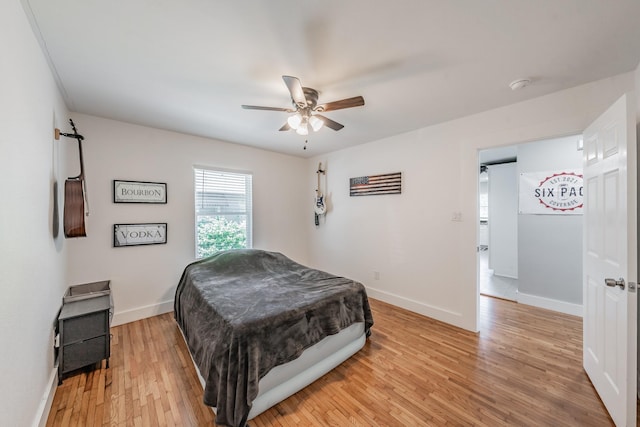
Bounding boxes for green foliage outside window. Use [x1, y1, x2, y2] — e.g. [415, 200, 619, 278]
[197, 216, 247, 258]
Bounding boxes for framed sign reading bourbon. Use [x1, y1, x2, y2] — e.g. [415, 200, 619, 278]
[113, 180, 167, 204]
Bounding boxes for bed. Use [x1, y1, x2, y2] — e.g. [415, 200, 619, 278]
[174, 249, 374, 427]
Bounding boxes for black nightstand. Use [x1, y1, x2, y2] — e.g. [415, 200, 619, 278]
[57, 281, 112, 384]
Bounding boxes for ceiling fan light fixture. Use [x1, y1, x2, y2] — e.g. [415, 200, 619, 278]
[296, 115, 310, 135]
[296, 124, 309, 135]
[287, 113, 302, 130]
[308, 115, 324, 132]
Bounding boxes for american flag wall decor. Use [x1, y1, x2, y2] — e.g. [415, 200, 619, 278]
[350, 172, 402, 196]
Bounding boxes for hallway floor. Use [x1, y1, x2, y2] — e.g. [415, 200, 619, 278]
[479, 248, 518, 301]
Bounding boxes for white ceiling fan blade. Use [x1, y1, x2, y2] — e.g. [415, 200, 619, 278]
[315, 114, 344, 131]
[241, 105, 295, 112]
[282, 75, 308, 108]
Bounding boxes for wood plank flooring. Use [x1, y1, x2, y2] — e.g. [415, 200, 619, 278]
[46, 296, 616, 426]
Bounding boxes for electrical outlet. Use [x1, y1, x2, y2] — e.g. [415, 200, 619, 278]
[373, 271, 380, 280]
[451, 211, 462, 222]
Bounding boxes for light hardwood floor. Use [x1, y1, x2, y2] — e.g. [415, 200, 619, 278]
[47, 296, 617, 426]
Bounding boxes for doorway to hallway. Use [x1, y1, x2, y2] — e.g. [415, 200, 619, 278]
[477, 135, 583, 315]
[478, 147, 519, 302]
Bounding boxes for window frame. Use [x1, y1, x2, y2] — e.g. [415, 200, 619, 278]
[193, 166, 253, 259]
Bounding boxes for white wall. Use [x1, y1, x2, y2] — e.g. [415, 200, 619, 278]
[0, 1, 69, 425]
[635, 61, 640, 398]
[309, 72, 635, 332]
[636, 61, 640, 120]
[487, 162, 518, 278]
[517, 135, 583, 314]
[65, 114, 309, 325]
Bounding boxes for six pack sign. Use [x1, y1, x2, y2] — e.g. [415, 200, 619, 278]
[519, 170, 583, 215]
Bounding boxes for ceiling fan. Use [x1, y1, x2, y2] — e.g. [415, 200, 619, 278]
[241, 75, 365, 136]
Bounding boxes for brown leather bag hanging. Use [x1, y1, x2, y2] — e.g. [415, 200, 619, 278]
[56, 119, 88, 238]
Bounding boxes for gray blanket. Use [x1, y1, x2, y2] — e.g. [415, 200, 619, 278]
[174, 249, 374, 427]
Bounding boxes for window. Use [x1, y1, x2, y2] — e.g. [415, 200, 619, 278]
[194, 167, 252, 259]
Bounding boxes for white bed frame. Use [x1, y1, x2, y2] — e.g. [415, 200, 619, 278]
[181, 321, 366, 420]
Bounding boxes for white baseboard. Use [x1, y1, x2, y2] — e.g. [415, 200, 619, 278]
[33, 368, 57, 427]
[365, 287, 472, 331]
[517, 292, 583, 317]
[111, 300, 174, 326]
[492, 271, 518, 280]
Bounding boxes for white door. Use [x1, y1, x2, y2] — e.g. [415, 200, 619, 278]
[583, 93, 637, 426]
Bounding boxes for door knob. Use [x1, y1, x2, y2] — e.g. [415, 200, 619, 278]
[605, 277, 625, 290]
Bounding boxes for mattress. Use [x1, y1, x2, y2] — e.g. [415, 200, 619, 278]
[182, 321, 366, 420]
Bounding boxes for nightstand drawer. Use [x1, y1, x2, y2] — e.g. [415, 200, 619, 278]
[63, 335, 108, 372]
[63, 310, 108, 344]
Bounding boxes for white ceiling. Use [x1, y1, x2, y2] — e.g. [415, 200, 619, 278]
[24, 0, 640, 158]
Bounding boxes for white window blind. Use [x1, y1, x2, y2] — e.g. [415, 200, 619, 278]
[194, 167, 252, 258]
